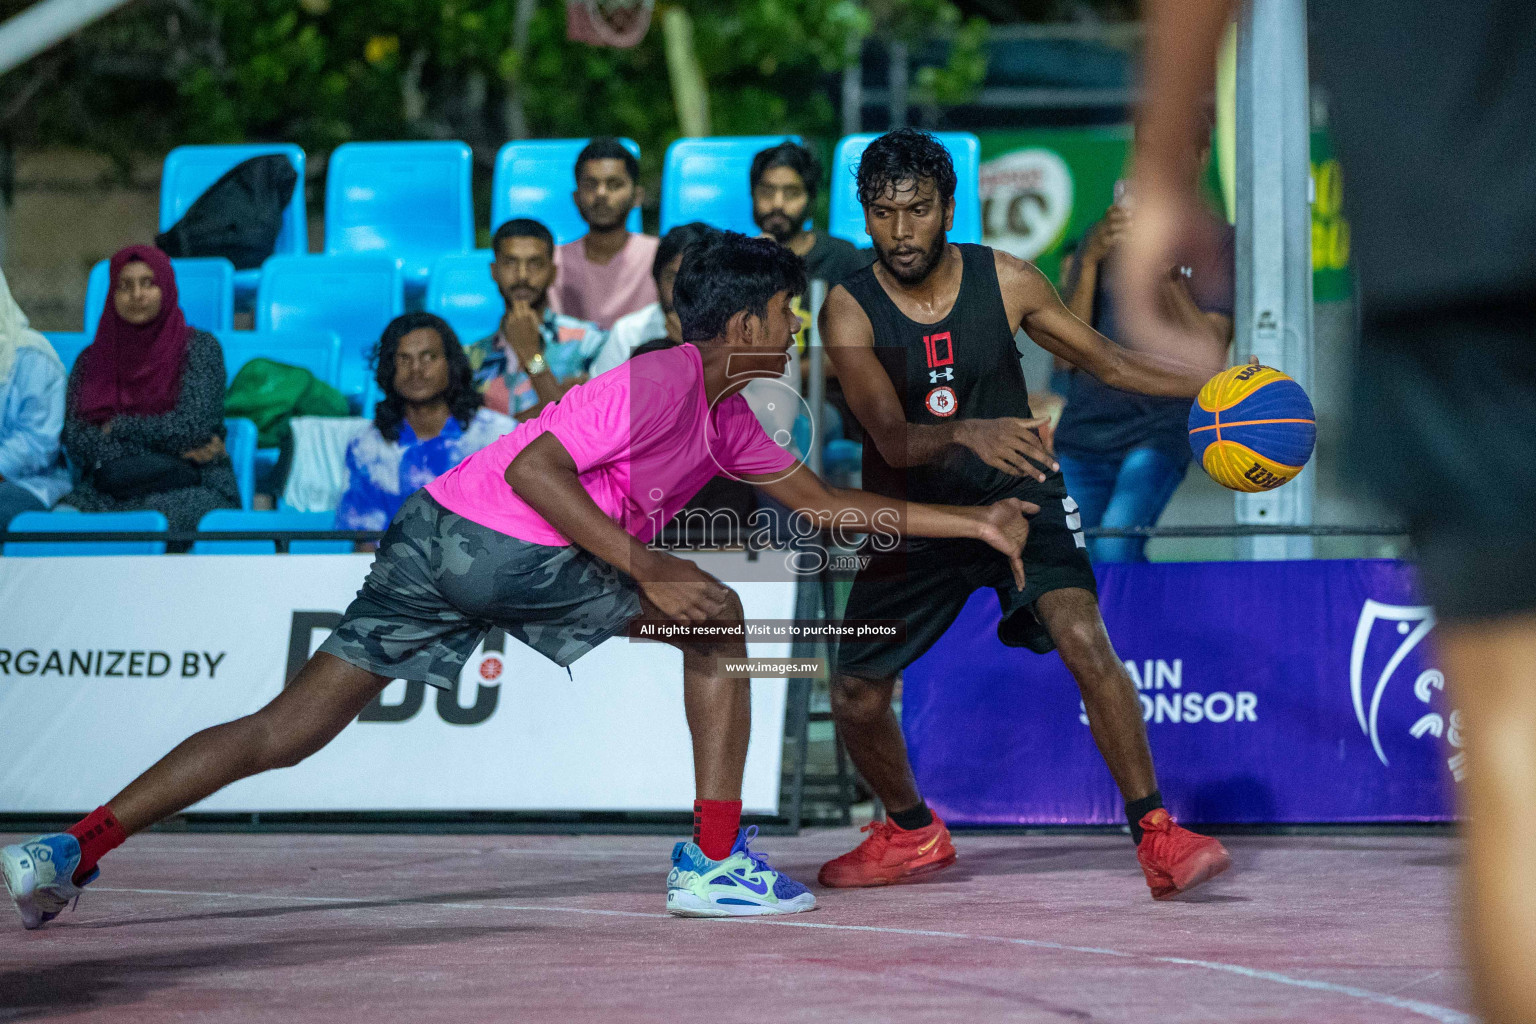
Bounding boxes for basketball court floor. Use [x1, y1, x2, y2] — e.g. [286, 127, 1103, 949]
[0, 828, 1467, 1023]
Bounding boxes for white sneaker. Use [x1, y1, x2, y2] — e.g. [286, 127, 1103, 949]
[666, 826, 817, 917]
[2, 834, 96, 930]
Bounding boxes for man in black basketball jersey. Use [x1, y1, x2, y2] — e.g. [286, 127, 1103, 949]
[818, 128, 1231, 899]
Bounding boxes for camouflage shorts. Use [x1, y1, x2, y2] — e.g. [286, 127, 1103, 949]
[320, 489, 642, 688]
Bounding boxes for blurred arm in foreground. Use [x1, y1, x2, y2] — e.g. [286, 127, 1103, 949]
[1115, 0, 1235, 372]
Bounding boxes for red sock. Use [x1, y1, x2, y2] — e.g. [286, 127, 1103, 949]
[693, 799, 742, 861]
[66, 806, 127, 884]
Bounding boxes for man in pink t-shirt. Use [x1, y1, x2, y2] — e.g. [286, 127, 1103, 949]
[21, 234, 1038, 930]
[551, 137, 659, 330]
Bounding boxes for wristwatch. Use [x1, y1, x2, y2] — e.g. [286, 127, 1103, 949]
[525, 352, 549, 377]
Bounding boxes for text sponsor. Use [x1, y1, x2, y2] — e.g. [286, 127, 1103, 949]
[1079, 658, 1259, 725]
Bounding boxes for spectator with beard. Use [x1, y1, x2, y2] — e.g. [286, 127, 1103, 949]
[468, 218, 606, 421]
[335, 313, 512, 531]
[751, 140, 871, 442]
[750, 141, 867, 286]
[551, 137, 658, 330]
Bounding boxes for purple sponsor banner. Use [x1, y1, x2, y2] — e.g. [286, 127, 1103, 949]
[903, 559, 1458, 825]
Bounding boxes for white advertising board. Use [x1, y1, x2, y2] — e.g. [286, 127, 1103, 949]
[0, 553, 791, 814]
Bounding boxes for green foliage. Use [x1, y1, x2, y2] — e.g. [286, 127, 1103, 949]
[2, 0, 989, 185]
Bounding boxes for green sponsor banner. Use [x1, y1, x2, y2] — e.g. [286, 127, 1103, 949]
[978, 126, 1130, 287]
[978, 127, 1353, 301]
[1310, 129, 1353, 302]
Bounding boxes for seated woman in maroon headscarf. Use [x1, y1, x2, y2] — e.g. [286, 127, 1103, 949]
[59, 245, 239, 531]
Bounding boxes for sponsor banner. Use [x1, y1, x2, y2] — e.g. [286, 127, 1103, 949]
[977, 127, 1352, 300]
[903, 559, 1455, 824]
[0, 554, 792, 814]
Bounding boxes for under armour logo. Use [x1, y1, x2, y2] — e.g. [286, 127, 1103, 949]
[928, 368, 954, 384]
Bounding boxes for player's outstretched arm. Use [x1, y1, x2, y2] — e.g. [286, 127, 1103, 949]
[505, 432, 731, 623]
[745, 462, 1036, 589]
[997, 249, 1220, 399]
[819, 285, 1055, 481]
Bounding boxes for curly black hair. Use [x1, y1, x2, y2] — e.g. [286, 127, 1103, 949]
[369, 312, 481, 442]
[673, 231, 806, 344]
[856, 127, 957, 207]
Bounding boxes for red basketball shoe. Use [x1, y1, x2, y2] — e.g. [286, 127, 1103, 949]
[1135, 809, 1232, 900]
[818, 816, 957, 888]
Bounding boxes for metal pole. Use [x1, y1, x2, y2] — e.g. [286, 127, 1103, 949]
[887, 39, 909, 129]
[805, 279, 828, 476]
[0, 0, 139, 76]
[841, 31, 863, 136]
[1234, 0, 1314, 559]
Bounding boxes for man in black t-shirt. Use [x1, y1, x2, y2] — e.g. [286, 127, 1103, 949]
[750, 141, 870, 287]
[1124, 4, 1536, 1020]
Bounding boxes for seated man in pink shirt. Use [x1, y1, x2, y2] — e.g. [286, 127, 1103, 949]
[6, 234, 1036, 928]
[552, 137, 659, 329]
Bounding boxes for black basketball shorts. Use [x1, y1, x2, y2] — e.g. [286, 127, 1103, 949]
[833, 488, 1098, 680]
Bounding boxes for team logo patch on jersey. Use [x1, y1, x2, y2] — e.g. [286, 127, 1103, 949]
[925, 386, 957, 417]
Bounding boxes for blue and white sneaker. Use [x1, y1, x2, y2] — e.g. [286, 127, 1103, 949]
[666, 825, 817, 917]
[2, 834, 97, 930]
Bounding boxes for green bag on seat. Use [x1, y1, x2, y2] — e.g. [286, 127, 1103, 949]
[224, 358, 351, 449]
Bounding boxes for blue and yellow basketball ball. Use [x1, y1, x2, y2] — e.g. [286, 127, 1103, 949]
[1188, 365, 1316, 492]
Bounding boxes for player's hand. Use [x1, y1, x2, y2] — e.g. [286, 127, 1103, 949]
[502, 301, 545, 367]
[974, 497, 1036, 591]
[1113, 181, 1228, 375]
[1083, 205, 1131, 263]
[637, 554, 735, 624]
[958, 417, 1059, 482]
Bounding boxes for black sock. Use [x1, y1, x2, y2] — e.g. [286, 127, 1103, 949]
[888, 801, 934, 831]
[1125, 791, 1164, 844]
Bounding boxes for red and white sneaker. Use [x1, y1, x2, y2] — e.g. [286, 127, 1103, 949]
[1135, 809, 1232, 900]
[818, 815, 957, 888]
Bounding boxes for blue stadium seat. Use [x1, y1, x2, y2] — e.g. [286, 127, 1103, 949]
[224, 417, 258, 510]
[85, 257, 235, 337]
[42, 332, 91, 374]
[491, 139, 642, 246]
[324, 141, 474, 295]
[193, 509, 352, 555]
[660, 136, 801, 235]
[160, 144, 308, 302]
[216, 330, 342, 389]
[256, 255, 403, 401]
[425, 251, 501, 346]
[828, 133, 983, 248]
[359, 376, 384, 421]
[3, 510, 168, 557]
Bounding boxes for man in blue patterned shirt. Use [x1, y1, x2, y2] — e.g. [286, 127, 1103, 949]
[335, 313, 512, 531]
[466, 218, 607, 420]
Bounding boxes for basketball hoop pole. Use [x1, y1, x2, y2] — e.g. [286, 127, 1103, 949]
[1233, 0, 1315, 560]
[0, 0, 137, 75]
